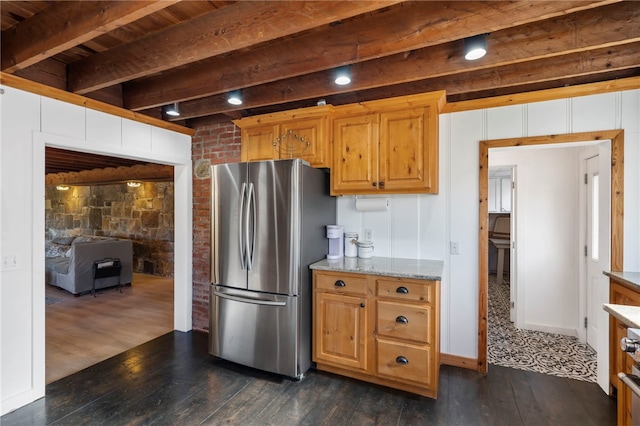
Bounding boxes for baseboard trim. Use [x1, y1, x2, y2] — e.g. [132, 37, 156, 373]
[440, 353, 478, 371]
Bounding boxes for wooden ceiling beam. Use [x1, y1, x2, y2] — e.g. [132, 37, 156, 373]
[124, 0, 619, 111]
[156, 2, 640, 121]
[46, 164, 174, 186]
[67, 1, 403, 95]
[1, 1, 179, 72]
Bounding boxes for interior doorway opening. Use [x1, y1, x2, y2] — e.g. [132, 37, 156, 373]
[478, 130, 624, 395]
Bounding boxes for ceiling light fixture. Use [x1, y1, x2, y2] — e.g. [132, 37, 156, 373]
[165, 102, 180, 117]
[464, 34, 488, 61]
[56, 185, 70, 191]
[127, 181, 142, 188]
[334, 66, 352, 86]
[227, 90, 243, 105]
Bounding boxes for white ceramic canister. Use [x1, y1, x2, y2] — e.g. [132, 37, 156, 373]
[357, 240, 374, 259]
[344, 231, 358, 257]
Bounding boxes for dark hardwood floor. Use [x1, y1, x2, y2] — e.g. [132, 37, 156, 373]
[2, 331, 616, 425]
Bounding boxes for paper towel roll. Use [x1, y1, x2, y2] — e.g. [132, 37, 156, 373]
[355, 197, 388, 212]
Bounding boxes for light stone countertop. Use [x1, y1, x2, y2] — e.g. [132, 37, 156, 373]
[603, 303, 640, 329]
[605, 271, 640, 291]
[309, 256, 444, 281]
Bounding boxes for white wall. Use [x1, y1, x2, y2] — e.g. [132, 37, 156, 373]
[0, 86, 193, 415]
[336, 89, 640, 373]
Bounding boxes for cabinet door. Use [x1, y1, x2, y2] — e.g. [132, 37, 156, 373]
[314, 291, 368, 372]
[240, 124, 279, 162]
[379, 106, 437, 193]
[280, 117, 328, 168]
[332, 114, 379, 194]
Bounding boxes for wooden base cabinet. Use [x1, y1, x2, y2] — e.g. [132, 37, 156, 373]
[609, 280, 640, 426]
[312, 270, 440, 398]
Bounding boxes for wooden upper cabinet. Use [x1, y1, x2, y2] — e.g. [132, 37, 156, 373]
[331, 91, 443, 195]
[332, 113, 379, 192]
[241, 124, 279, 162]
[280, 116, 327, 167]
[235, 106, 333, 168]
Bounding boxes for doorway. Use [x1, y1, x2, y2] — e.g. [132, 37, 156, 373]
[477, 130, 624, 394]
[486, 144, 606, 382]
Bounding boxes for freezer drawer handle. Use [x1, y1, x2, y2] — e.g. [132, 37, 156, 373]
[213, 290, 287, 307]
[396, 286, 409, 294]
[396, 315, 408, 324]
[334, 280, 346, 287]
[396, 356, 409, 365]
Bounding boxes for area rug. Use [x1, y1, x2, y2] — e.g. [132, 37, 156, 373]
[46, 296, 64, 305]
[488, 274, 597, 382]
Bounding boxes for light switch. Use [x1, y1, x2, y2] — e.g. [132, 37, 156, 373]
[2, 254, 19, 270]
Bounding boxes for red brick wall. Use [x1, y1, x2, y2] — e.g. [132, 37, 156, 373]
[191, 122, 241, 331]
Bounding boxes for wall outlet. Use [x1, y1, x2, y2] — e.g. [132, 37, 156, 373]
[364, 229, 373, 241]
[450, 241, 460, 255]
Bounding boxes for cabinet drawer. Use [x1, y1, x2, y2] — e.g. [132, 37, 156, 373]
[376, 278, 433, 303]
[315, 272, 367, 295]
[376, 339, 432, 386]
[377, 301, 431, 344]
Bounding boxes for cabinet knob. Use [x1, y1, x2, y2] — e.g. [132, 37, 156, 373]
[396, 286, 409, 294]
[334, 280, 346, 287]
[360, 303, 365, 308]
[379, 181, 385, 188]
[372, 182, 377, 187]
[396, 356, 409, 365]
[395, 315, 408, 324]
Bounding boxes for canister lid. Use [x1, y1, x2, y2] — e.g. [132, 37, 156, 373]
[344, 231, 358, 237]
[357, 240, 373, 247]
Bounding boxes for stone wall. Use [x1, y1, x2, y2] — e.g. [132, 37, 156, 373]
[191, 122, 241, 331]
[45, 182, 174, 276]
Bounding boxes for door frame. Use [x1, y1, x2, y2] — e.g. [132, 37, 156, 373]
[477, 130, 624, 373]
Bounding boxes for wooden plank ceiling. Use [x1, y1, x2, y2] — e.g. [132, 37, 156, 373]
[2, 0, 640, 174]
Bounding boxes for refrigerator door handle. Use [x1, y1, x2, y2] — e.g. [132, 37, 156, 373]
[213, 290, 287, 307]
[239, 182, 247, 270]
[247, 182, 256, 270]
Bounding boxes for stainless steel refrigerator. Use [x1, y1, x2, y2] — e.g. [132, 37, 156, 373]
[209, 159, 335, 379]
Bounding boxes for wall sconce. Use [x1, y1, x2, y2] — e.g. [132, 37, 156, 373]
[164, 102, 180, 117]
[464, 34, 488, 60]
[227, 90, 243, 105]
[127, 181, 142, 188]
[334, 66, 352, 86]
[56, 185, 70, 191]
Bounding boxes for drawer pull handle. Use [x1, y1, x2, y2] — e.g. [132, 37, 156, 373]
[396, 286, 409, 294]
[334, 280, 346, 287]
[396, 356, 409, 365]
[396, 315, 408, 324]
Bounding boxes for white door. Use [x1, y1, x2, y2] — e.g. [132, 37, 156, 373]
[585, 155, 599, 350]
[507, 170, 516, 322]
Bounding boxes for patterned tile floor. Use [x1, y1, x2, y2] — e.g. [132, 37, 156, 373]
[488, 274, 597, 382]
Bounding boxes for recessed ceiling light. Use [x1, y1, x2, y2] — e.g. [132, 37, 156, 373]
[464, 34, 488, 61]
[227, 90, 243, 105]
[334, 66, 352, 86]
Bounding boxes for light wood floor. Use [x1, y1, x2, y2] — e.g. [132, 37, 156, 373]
[45, 273, 174, 384]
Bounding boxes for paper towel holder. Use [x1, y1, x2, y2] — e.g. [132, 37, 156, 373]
[354, 196, 389, 212]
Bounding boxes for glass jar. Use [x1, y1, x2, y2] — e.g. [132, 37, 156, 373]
[344, 231, 358, 257]
[357, 240, 374, 259]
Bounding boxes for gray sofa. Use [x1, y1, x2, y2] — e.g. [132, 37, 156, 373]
[45, 237, 133, 295]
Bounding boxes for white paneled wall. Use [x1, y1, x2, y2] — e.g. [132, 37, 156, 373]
[335, 89, 640, 383]
[1, 86, 192, 415]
